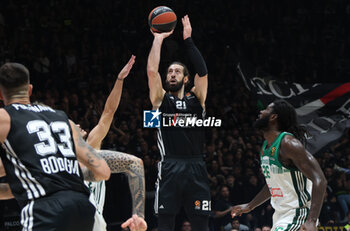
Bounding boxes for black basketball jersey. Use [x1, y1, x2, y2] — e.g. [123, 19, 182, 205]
[1, 103, 89, 208]
[158, 92, 205, 157]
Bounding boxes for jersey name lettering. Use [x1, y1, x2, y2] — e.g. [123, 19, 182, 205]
[40, 156, 80, 176]
[12, 104, 55, 113]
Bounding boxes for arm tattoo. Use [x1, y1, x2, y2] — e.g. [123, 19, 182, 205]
[81, 166, 97, 182]
[73, 124, 102, 168]
[98, 150, 145, 218]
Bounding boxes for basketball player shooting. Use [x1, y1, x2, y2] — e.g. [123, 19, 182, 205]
[231, 100, 327, 231]
[147, 15, 210, 231]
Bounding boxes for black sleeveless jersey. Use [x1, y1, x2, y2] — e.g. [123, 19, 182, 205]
[1, 103, 89, 208]
[158, 92, 205, 157]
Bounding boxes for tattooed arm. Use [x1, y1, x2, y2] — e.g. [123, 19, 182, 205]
[101, 151, 145, 218]
[0, 183, 14, 200]
[83, 150, 145, 218]
[69, 120, 111, 181]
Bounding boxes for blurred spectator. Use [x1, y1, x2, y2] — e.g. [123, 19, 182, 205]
[225, 174, 244, 205]
[180, 221, 191, 231]
[213, 185, 233, 230]
[333, 172, 350, 223]
[319, 188, 339, 225]
[261, 225, 271, 231]
[224, 217, 249, 231]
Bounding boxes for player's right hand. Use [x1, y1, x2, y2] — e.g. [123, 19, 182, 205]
[121, 214, 147, 231]
[231, 203, 252, 217]
[150, 29, 174, 39]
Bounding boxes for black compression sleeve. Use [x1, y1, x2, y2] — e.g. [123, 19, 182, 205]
[184, 37, 208, 77]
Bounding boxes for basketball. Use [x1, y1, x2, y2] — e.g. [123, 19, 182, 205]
[148, 6, 177, 33]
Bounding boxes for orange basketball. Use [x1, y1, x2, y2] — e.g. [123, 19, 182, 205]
[148, 6, 177, 33]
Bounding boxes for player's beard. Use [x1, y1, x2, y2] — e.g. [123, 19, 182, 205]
[165, 78, 184, 92]
[253, 114, 270, 131]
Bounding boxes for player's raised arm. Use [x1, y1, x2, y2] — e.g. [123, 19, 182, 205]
[87, 55, 135, 149]
[146, 30, 173, 108]
[69, 120, 110, 181]
[182, 15, 208, 108]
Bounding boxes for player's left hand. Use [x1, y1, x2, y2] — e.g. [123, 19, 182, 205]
[299, 220, 317, 231]
[121, 214, 147, 231]
[118, 55, 136, 80]
[182, 15, 192, 40]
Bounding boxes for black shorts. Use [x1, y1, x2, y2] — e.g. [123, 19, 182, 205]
[155, 156, 211, 216]
[20, 190, 95, 231]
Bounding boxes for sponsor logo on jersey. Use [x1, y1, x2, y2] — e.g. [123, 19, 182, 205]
[270, 187, 283, 197]
[271, 147, 276, 156]
[194, 200, 201, 210]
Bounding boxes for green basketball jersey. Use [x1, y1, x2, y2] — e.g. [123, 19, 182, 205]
[260, 132, 312, 212]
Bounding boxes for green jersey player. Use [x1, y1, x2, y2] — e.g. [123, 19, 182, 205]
[231, 100, 326, 231]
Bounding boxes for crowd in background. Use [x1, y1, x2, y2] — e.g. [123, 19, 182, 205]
[0, 0, 350, 230]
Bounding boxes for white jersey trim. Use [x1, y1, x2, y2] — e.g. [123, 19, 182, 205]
[3, 140, 46, 199]
[154, 128, 165, 214]
[21, 200, 34, 231]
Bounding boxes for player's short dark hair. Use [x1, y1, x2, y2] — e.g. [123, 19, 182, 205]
[168, 61, 190, 77]
[0, 63, 30, 89]
[272, 99, 307, 144]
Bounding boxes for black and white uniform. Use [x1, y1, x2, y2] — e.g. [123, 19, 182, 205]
[155, 92, 211, 216]
[1, 103, 95, 231]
